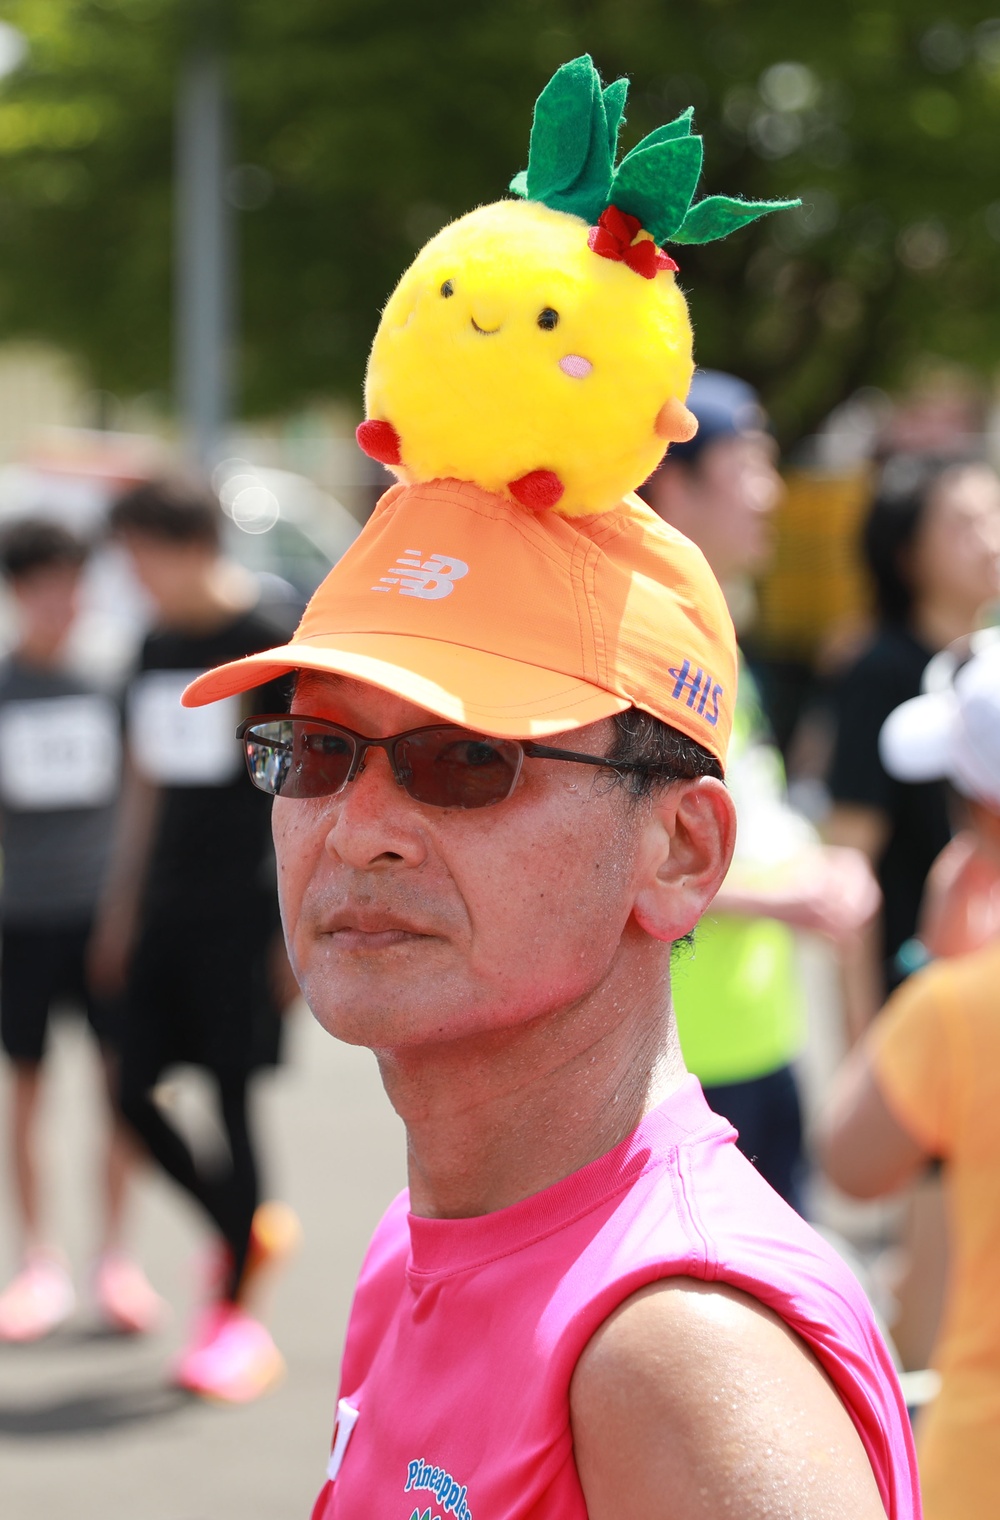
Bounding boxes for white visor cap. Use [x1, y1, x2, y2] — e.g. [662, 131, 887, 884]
[879, 638, 1000, 811]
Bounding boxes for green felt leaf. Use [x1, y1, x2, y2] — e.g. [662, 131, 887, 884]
[671, 194, 802, 244]
[515, 60, 796, 241]
[547, 83, 613, 222]
[602, 78, 628, 163]
[610, 135, 704, 243]
[619, 107, 694, 163]
[525, 54, 601, 199]
[517, 54, 617, 222]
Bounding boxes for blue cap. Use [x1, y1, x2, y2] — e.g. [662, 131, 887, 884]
[666, 369, 769, 465]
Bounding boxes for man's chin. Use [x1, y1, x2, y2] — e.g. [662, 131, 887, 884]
[307, 1001, 380, 1048]
[303, 979, 511, 1052]
[300, 958, 455, 1048]
[306, 999, 450, 1051]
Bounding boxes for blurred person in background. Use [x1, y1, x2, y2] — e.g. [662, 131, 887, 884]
[88, 478, 301, 1403]
[826, 454, 1000, 999]
[640, 371, 879, 1211]
[826, 459, 1000, 1376]
[894, 632, 1000, 965]
[820, 638, 1000, 1520]
[0, 521, 163, 1341]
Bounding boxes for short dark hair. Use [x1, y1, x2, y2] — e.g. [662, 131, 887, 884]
[607, 707, 723, 797]
[108, 476, 221, 548]
[863, 453, 983, 625]
[0, 520, 89, 581]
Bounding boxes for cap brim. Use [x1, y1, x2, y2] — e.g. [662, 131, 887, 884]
[878, 691, 957, 783]
[181, 632, 630, 739]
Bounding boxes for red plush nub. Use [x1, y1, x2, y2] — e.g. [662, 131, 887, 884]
[356, 419, 402, 466]
[508, 469, 565, 510]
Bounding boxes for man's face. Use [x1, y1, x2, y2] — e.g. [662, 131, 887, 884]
[117, 531, 216, 622]
[912, 463, 1000, 614]
[652, 432, 783, 583]
[272, 675, 655, 1052]
[11, 563, 82, 651]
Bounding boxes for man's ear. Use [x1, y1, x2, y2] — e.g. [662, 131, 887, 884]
[632, 777, 736, 942]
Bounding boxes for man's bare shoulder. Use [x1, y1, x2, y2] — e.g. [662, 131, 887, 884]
[570, 1277, 886, 1520]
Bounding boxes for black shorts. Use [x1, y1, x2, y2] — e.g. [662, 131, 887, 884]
[0, 921, 119, 1064]
[121, 908, 282, 1083]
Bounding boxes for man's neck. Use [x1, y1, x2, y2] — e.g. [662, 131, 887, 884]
[376, 954, 686, 1220]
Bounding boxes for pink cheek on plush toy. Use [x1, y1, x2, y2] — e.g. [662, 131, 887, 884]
[559, 355, 593, 379]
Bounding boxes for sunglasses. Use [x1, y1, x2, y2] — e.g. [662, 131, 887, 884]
[236, 714, 641, 810]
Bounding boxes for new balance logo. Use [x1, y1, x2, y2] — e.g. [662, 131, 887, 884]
[372, 550, 469, 600]
[667, 659, 724, 727]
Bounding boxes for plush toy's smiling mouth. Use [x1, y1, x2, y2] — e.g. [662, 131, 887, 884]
[470, 317, 502, 335]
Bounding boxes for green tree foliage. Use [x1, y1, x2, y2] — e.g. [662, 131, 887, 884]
[2, 0, 1000, 441]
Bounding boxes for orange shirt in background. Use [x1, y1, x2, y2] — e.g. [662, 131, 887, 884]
[870, 939, 1000, 1520]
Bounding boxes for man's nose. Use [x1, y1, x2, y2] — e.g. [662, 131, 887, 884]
[322, 744, 428, 871]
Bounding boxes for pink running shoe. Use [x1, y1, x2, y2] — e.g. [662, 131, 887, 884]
[173, 1303, 285, 1403]
[0, 1256, 75, 1342]
[170, 1301, 231, 1377]
[93, 1252, 167, 1335]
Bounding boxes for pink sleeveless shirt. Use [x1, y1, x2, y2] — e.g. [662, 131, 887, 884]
[311, 1077, 920, 1519]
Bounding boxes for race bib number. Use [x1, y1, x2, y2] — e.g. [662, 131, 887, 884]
[0, 695, 121, 810]
[129, 670, 240, 786]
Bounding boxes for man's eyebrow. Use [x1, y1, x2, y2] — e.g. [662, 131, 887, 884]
[293, 670, 345, 703]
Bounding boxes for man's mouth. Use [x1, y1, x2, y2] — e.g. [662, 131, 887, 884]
[329, 926, 424, 951]
[321, 909, 434, 951]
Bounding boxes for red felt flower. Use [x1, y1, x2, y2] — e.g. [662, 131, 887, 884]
[587, 207, 679, 280]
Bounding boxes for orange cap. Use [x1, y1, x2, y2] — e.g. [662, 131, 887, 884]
[183, 478, 736, 766]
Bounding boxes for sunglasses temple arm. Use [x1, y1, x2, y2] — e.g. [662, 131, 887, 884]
[521, 743, 637, 771]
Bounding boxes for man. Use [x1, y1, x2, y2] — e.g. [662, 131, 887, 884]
[89, 477, 301, 1402]
[0, 520, 161, 1340]
[640, 370, 879, 1208]
[820, 639, 1000, 1520]
[184, 474, 917, 1515]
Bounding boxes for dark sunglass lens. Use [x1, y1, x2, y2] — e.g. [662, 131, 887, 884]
[399, 731, 521, 808]
[244, 721, 354, 798]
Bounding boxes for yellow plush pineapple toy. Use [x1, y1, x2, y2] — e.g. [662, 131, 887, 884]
[357, 56, 797, 517]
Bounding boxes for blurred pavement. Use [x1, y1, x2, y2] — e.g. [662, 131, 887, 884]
[0, 1006, 405, 1520]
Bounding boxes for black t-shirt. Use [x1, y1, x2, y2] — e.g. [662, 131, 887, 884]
[129, 600, 295, 923]
[828, 625, 951, 986]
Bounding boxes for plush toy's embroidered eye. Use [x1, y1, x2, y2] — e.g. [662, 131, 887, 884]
[537, 307, 559, 330]
[440, 280, 455, 298]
